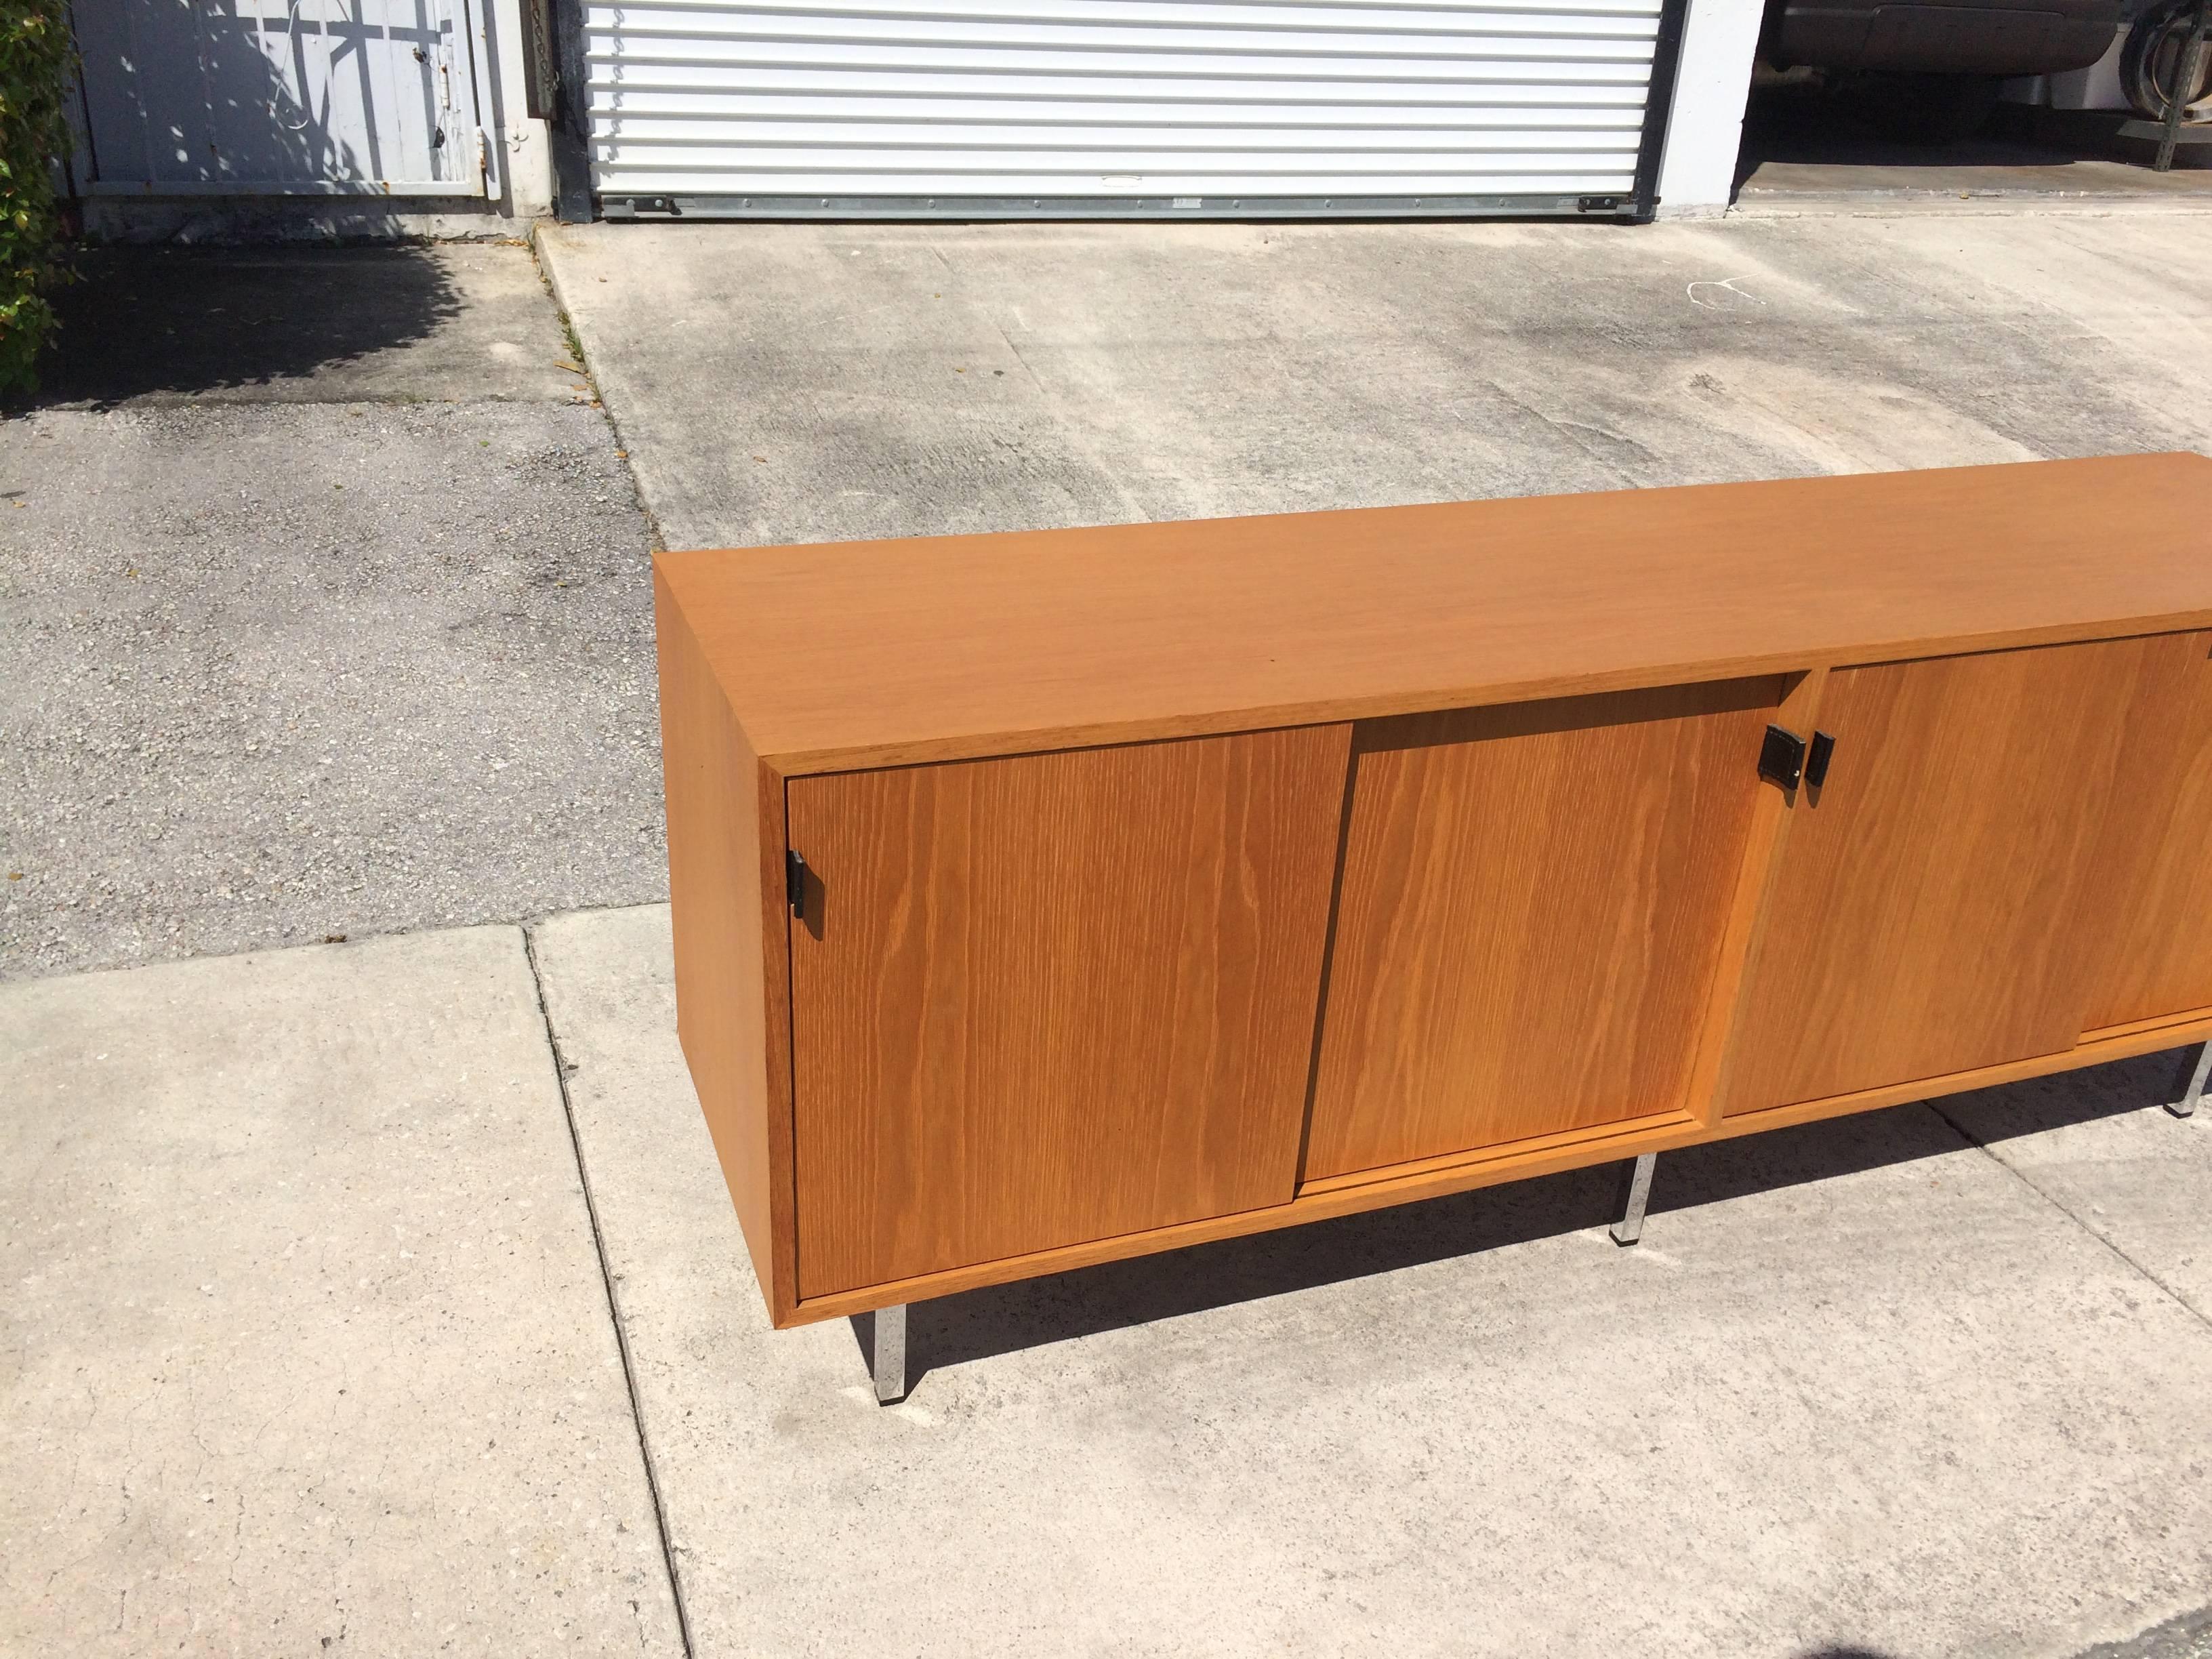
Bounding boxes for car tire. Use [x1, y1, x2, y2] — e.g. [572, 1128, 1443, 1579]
[2122, 0, 2212, 119]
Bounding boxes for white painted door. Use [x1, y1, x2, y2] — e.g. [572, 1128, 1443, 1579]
[580, 0, 1672, 216]
[73, 0, 486, 196]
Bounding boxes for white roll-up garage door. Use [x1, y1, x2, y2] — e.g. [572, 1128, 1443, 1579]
[579, 0, 1681, 218]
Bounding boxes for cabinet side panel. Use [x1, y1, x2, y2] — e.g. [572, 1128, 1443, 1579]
[2077, 630, 2212, 1031]
[655, 566, 794, 1322]
[786, 725, 1349, 1298]
[1304, 678, 1778, 1181]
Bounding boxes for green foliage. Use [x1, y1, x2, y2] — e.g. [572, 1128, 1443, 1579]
[0, 0, 73, 396]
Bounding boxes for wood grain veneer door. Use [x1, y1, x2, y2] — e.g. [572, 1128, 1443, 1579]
[1303, 680, 1780, 1183]
[786, 726, 1350, 1299]
[2076, 630, 2212, 1031]
[1720, 638, 2160, 1116]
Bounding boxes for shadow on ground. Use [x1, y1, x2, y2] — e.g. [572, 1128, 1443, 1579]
[854, 1044, 2200, 1395]
[31, 245, 463, 408]
[1734, 81, 2212, 191]
[2077, 1603, 2212, 1659]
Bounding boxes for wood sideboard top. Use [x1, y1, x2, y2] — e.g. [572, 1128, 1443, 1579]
[655, 452, 2212, 773]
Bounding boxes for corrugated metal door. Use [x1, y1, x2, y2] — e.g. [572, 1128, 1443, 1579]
[579, 0, 1679, 218]
[73, 0, 486, 196]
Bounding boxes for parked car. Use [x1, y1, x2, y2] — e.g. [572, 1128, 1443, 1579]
[1761, 0, 2129, 135]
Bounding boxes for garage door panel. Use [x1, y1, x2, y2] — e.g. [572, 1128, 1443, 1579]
[587, 10, 1656, 54]
[589, 120, 1643, 148]
[584, 66, 1654, 103]
[586, 39, 1658, 77]
[588, 92, 1650, 125]
[598, 0, 1667, 24]
[584, 0, 1667, 209]
[592, 166, 1641, 192]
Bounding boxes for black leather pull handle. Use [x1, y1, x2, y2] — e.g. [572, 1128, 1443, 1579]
[1805, 730, 1837, 790]
[1758, 724, 1808, 791]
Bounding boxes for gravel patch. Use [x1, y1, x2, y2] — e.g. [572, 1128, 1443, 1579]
[0, 400, 664, 979]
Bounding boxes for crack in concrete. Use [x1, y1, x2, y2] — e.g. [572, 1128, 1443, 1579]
[1927, 1098, 2212, 1336]
[518, 922, 695, 1659]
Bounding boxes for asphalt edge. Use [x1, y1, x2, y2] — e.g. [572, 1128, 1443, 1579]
[529, 223, 672, 556]
[2074, 1603, 2212, 1659]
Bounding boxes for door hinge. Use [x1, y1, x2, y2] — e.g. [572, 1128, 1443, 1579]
[785, 849, 808, 920]
[1759, 724, 1808, 790]
[1805, 729, 1837, 790]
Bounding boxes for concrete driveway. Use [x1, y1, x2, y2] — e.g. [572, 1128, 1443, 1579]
[9, 908, 2212, 1656]
[9, 211, 2212, 1656]
[535, 213, 2212, 552]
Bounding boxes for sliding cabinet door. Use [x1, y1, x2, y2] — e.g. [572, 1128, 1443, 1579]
[2076, 630, 2212, 1032]
[1720, 637, 2161, 1116]
[786, 726, 1348, 1298]
[1305, 680, 1780, 1182]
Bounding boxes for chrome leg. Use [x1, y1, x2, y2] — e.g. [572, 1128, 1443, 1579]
[1610, 1153, 1656, 1246]
[2169, 1042, 2211, 1120]
[872, 1303, 907, 1404]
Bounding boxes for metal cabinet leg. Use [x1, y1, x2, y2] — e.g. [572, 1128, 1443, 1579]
[872, 1303, 907, 1404]
[1610, 1153, 1656, 1246]
[2170, 1042, 2211, 1120]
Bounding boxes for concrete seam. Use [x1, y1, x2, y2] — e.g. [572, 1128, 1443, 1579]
[520, 921, 697, 1659]
[1929, 1099, 2212, 1336]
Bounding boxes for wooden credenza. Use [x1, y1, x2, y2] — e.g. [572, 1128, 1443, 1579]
[655, 453, 2212, 1351]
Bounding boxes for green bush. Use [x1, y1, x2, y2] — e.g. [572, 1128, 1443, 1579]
[0, 1, 73, 396]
